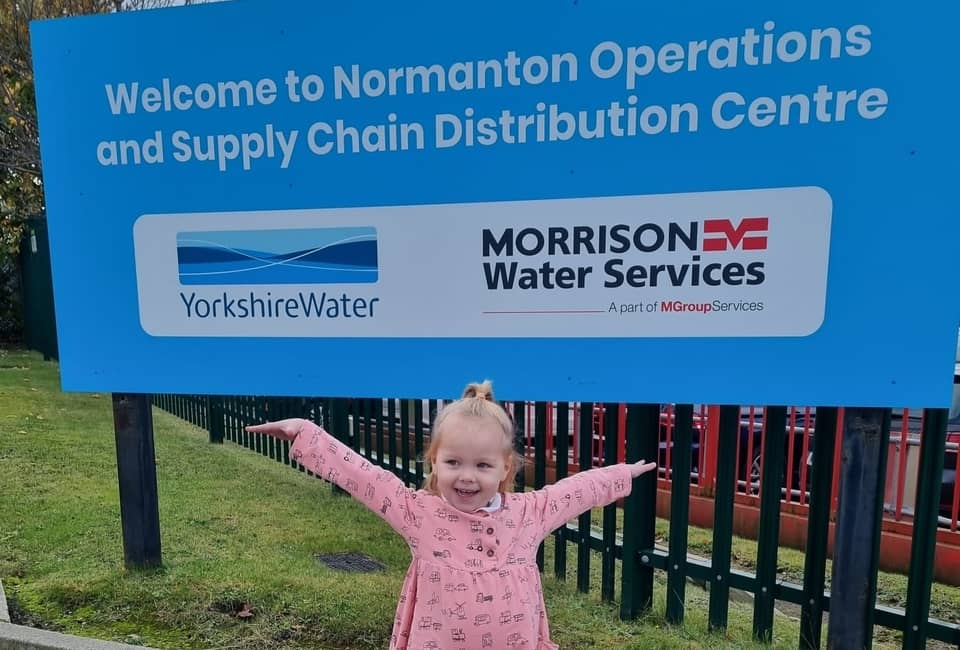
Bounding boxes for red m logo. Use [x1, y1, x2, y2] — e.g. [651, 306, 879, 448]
[702, 217, 768, 251]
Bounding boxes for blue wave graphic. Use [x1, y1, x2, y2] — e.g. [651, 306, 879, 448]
[176, 227, 378, 285]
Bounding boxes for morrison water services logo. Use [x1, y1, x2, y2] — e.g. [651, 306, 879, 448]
[702, 218, 768, 252]
[175, 227, 379, 285]
[480, 216, 771, 291]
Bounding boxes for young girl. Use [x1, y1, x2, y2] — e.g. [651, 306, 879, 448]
[246, 381, 656, 650]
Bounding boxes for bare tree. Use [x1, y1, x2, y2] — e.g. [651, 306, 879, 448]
[0, 0, 219, 220]
[1, 1, 118, 219]
[0, 0, 218, 338]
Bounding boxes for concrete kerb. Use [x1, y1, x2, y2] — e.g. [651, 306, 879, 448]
[0, 579, 156, 650]
[0, 580, 8, 624]
[0, 624, 157, 650]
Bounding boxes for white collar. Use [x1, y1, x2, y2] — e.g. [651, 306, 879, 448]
[440, 491, 502, 513]
[475, 492, 502, 513]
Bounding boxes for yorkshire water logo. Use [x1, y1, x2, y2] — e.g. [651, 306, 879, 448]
[176, 227, 378, 285]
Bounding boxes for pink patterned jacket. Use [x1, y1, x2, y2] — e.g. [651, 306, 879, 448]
[290, 422, 634, 650]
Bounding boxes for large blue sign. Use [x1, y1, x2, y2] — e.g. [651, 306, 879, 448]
[30, 1, 959, 405]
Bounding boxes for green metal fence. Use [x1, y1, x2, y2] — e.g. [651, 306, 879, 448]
[18, 218, 58, 360]
[153, 394, 960, 648]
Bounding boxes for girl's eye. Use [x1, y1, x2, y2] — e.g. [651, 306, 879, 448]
[445, 459, 459, 466]
[478, 463, 491, 469]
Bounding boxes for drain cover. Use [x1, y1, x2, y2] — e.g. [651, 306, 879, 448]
[315, 552, 386, 573]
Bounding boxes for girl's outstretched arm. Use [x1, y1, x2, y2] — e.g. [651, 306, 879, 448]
[527, 460, 656, 541]
[245, 418, 418, 537]
[245, 418, 304, 442]
[629, 460, 658, 477]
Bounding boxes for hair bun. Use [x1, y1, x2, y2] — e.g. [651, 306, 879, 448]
[462, 380, 494, 401]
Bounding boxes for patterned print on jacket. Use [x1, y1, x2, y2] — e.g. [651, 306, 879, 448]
[290, 423, 634, 650]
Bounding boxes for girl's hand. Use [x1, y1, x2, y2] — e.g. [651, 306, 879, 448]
[629, 460, 658, 478]
[244, 418, 308, 442]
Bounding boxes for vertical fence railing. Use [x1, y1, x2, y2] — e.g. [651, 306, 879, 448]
[904, 408, 949, 649]
[708, 404, 740, 631]
[799, 406, 838, 650]
[753, 406, 787, 642]
[534, 401, 548, 572]
[600, 402, 618, 603]
[666, 403, 693, 624]
[576, 400, 593, 594]
[152, 394, 960, 647]
[553, 401, 569, 583]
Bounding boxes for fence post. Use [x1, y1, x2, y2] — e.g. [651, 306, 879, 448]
[513, 400, 527, 493]
[414, 400, 425, 486]
[701, 405, 721, 491]
[903, 408, 949, 649]
[827, 407, 890, 650]
[554, 401, 570, 582]
[753, 406, 787, 642]
[601, 402, 618, 602]
[620, 404, 639, 619]
[799, 406, 838, 649]
[535, 401, 548, 571]
[388, 399, 398, 470]
[330, 398, 349, 495]
[208, 396, 224, 444]
[666, 404, 693, 623]
[401, 399, 411, 484]
[576, 402, 592, 593]
[622, 403, 660, 616]
[377, 398, 387, 469]
[708, 405, 741, 631]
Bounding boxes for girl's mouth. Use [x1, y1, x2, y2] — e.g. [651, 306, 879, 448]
[455, 488, 479, 498]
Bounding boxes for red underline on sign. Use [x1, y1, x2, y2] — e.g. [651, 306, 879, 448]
[481, 309, 606, 314]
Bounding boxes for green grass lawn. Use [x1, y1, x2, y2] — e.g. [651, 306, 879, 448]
[0, 349, 956, 649]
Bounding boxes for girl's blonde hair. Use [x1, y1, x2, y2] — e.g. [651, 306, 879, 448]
[422, 380, 523, 495]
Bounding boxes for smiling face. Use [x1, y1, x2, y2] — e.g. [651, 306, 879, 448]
[431, 413, 511, 513]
